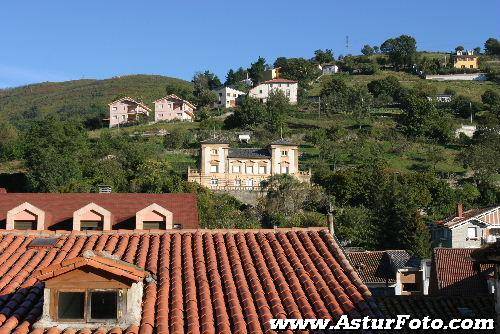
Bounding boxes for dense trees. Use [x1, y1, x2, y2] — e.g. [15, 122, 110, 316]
[314, 49, 334, 64]
[380, 35, 417, 70]
[320, 77, 373, 116]
[258, 174, 328, 228]
[225, 67, 248, 86]
[400, 92, 453, 142]
[225, 90, 294, 132]
[192, 71, 220, 107]
[484, 38, 500, 55]
[361, 45, 375, 56]
[273, 57, 321, 85]
[248, 57, 267, 85]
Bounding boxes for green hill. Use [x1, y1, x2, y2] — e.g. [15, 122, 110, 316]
[0, 74, 193, 122]
[309, 70, 500, 102]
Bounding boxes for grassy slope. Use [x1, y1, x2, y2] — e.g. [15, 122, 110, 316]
[310, 70, 500, 102]
[0, 74, 193, 118]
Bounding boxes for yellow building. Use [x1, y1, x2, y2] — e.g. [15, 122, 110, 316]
[452, 50, 479, 69]
[262, 67, 282, 81]
[187, 138, 310, 191]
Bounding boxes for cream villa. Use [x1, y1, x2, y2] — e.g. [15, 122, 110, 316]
[188, 138, 310, 190]
[107, 97, 151, 128]
[154, 94, 196, 122]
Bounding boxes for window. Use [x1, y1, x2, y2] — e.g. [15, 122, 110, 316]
[227, 93, 230, 97]
[113, 115, 118, 120]
[234, 179, 241, 187]
[210, 165, 219, 173]
[121, 115, 126, 120]
[259, 90, 263, 94]
[143, 221, 166, 229]
[470, 65, 474, 68]
[246, 166, 254, 174]
[57, 290, 119, 322]
[211, 179, 219, 186]
[14, 220, 36, 230]
[211, 149, 218, 155]
[90, 291, 118, 319]
[246, 179, 254, 187]
[58, 292, 85, 320]
[467, 227, 478, 239]
[259, 166, 266, 174]
[80, 221, 103, 231]
[286, 90, 290, 97]
[112, 107, 117, 111]
[173, 223, 182, 229]
[402, 283, 419, 292]
[281, 150, 288, 156]
[461, 65, 465, 69]
[219, 93, 222, 97]
[282, 166, 290, 174]
[232, 165, 241, 173]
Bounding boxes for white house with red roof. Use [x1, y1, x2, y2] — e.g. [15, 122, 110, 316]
[153, 94, 196, 122]
[248, 78, 298, 104]
[432, 204, 500, 248]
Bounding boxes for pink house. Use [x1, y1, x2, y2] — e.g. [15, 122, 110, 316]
[154, 94, 196, 122]
[107, 97, 151, 128]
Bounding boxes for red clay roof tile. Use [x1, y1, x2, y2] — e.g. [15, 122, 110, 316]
[430, 248, 494, 296]
[0, 229, 377, 334]
[0, 193, 199, 230]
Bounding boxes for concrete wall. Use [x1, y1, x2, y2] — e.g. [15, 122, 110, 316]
[249, 82, 298, 104]
[425, 73, 487, 81]
[214, 87, 246, 108]
[451, 221, 485, 248]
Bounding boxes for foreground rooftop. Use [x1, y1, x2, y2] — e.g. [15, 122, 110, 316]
[0, 228, 380, 334]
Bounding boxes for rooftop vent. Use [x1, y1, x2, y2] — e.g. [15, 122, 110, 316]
[28, 237, 60, 249]
[98, 185, 112, 194]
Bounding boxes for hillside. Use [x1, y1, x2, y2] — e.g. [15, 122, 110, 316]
[309, 70, 500, 102]
[0, 74, 193, 121]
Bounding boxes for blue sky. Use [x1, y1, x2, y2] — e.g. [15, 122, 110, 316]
[0, 0, 498, 88]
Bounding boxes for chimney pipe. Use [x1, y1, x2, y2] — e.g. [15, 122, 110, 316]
[457, 203, 463, 218]
[328, 213, 334, 235]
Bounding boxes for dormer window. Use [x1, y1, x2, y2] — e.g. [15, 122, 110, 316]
[56, 290, 121, 321]
[135, 203, 173, 230]
[73, 203, 112, 231]
[6, 202, 45, 230]
[34, 250, 149, 329]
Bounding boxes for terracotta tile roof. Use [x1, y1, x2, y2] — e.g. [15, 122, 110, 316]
[0, 193, 199, 230]
[0, 229, 380, 334]
[108, 97, 151, 112]
[376, 295, 495, 333]
[261, 78, 298, 84]
[153, 94, 196, 110]
[429, 248, 494, 296]
[347, 250, 416, 285]
[33, 250, 148, 282]
[437, 206, 500, 228]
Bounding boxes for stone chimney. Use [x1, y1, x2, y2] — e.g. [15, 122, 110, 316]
[328, 212, 334, 235]
[457, 203, 463, 218]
